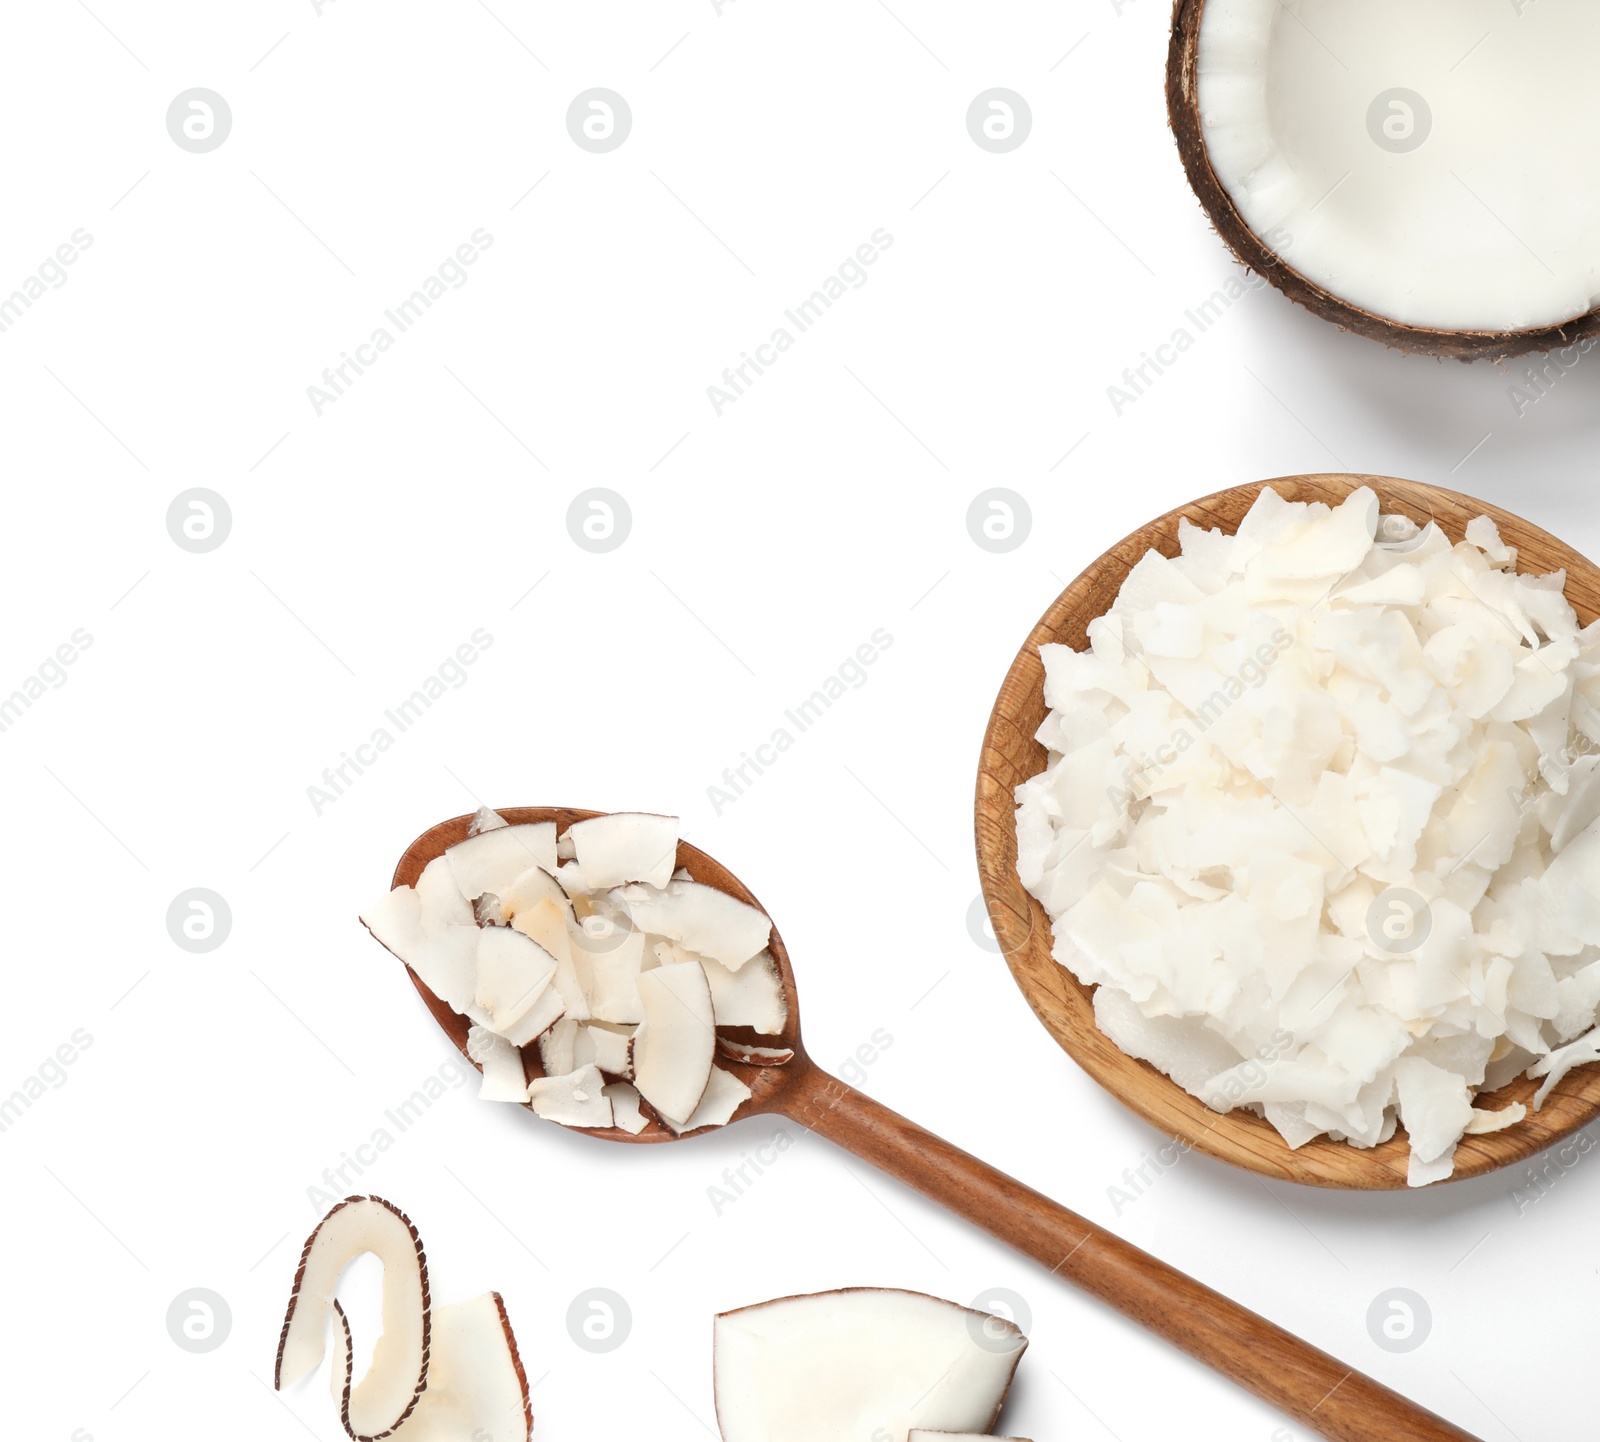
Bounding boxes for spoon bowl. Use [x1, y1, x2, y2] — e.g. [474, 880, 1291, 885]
[976, 473, 1600, 1189]
[392, 806, 811, 1142]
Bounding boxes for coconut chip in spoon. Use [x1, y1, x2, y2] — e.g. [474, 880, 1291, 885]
[362, 811, 789, 1135]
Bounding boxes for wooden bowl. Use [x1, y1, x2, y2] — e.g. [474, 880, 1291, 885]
[975, 474, 1600, 1188]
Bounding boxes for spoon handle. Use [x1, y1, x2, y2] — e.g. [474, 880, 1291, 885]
[783, 1069, 1480, 1442]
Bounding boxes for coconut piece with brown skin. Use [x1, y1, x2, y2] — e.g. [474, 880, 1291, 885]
[328, 1292, 531, 1442]
[280, 1196, 530, 1442]
[701, 949, 788, 1034]
[612, 879, 771, 971]
[512, 985, 567, 1051]
[501, 865, 591, 1024]
[633, 960, 717, 1125]
[566, 810, 680, 889]
[466, 805, 509, 836]
[499, 865, 571, 932]
[275, 1197, 431, 1440]
[573, 1022, 635, 1077]
[359, 891, 478, 1016]
[527, 1063, 614, 1128]
[446, 822, 558, 900]
[473, 927, 558, 1044]
[660, 1065, 751, 1134]
[473, 892, 509, 927]
[604, 1081, 650, 1134]
[714, 1288, 1028, 1442]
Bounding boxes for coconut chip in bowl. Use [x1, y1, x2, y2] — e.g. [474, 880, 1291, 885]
[1015, 485, 1600, 1185]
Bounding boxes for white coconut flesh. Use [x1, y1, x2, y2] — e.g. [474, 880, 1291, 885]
[662, 1064, 752, 1134]
[415, 855, 472, 934]
[329, 1292, 530, 1442]
[364, 811, 790, 1136]
[470, 927, 560, 1046]
[280, 1196, 530, 1442]
[276, 1197, 431, 1439]
[498, 864, 569, 929]
[714, 1289, 1027, 1442]
[633, 961, 719, 1125]
[573, 923, 648, 1024]
[538, 1015, 580, 1078]
[1015, 486, 1600, 1185]
[527, 1062, 614, 1127]
[566, 811, 681, 888]
[1196, 0, 1600, 331]
[507, 985, 567, 1049]
[604, 1081, 650, 1134]
[573, 1022, 635, 1076]
[612, 879, 773, 971]
[502, 881, 593, 1026]
[467, 1025, 529, 1102]
[445, 823, 558, 900]
[699, 950, 788, 1034]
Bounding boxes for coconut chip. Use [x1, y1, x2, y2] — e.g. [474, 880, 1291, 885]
[276, 1196, 531, 1442]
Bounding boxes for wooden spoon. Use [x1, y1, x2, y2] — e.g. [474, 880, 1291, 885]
[390, 807, 1480, 1442]
[976, 474, 1600, 1189]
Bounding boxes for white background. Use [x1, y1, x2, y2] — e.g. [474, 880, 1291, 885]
[2, 2, 1595, 1440]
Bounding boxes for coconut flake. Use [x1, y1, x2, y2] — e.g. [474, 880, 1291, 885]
[467, 806, 510, 835]
[603, 1082, 650, 1135]
[1530, 1027, 1600, 1110]
[1464, 1102, 1526, 1135]
[527, 1064, 614, 1127]
[467, 1026, 529, 1103]
[661, 1065, 752, 1134]
[612, 879, 772, 971]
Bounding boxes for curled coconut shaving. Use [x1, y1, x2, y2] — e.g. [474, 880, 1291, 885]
[276, 1195, 530, 1442]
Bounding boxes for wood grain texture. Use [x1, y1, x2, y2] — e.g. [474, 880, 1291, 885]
[976, 473, 1600, 1189]
[383, 802, 1484, 1438]
[1166, 0, 1600, 362]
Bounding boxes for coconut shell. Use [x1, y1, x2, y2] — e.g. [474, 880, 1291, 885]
[1166, 0, 1600, 362]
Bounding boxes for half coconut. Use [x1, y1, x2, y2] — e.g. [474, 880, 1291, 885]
[1168, 0, 1600, 359]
